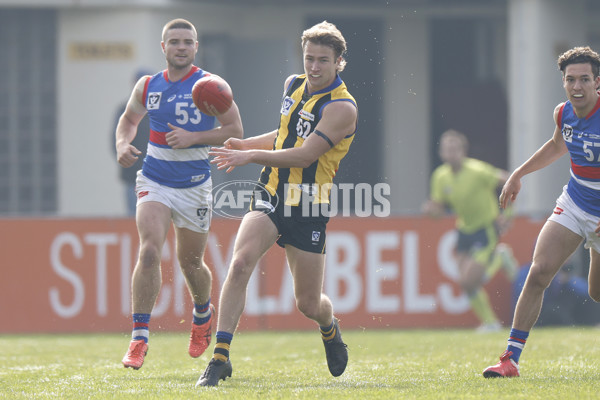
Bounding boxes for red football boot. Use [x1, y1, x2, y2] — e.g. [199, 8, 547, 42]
[122, 339, 148, 370]
[483, 350, 520, 378]
[189, 304, 215, 358]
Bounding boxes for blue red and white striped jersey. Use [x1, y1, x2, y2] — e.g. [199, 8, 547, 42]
[558, 96, 600, 216]
[141, 66, 216, 188]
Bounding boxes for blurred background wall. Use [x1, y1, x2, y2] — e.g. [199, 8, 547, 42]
[1, 0, 600, 218]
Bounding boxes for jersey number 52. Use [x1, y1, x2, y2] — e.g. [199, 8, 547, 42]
[296, 118, 312, 139]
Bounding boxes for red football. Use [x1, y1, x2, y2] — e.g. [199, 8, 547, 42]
[192, 74, 233, 116]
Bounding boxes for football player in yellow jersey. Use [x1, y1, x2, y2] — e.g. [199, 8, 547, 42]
[197, 21, 357, 387]
[422, 129, 518, 332]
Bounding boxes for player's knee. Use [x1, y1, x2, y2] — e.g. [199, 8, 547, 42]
[296, 298, 320, 320]
[524, 263, 555, 292]
[137, 244, 162, 269]
[180, 258, 210, 278]
[589, 286, 600, 302]
[178, 253, 206, 269]
[227, 256, 256, 282]
[458, 275, 480, 295]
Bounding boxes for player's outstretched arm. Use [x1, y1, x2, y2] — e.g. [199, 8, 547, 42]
[499, 103, 568, 209]
[421, 199, 445, 218]
[224, 130, 278, 151]
[209, 100, 357, 172]
[218, 74, 298, 152]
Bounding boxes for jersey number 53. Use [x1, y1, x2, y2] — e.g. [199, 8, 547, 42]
[175, 102, 203, 125]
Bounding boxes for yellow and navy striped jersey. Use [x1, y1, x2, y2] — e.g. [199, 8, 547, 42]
[259, 74, 357, 207]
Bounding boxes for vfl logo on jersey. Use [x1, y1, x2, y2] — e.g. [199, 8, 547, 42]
[562, 124, 573, 143]
[197, 208, 209, 217]
[281, 96, 296, 116]
[311, 231, 321, 243]
[298, 109, 315, 121]
[147, 92, 162, 110]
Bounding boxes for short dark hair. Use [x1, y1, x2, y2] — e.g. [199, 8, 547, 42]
[162, 18, 197, 42]
[557, 46, 600, 77]
[440, 129, 469, 153]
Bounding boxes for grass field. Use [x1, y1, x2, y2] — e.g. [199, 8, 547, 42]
[1, 327, 599, 399]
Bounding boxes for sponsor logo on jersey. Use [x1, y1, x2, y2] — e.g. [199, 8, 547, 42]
[167, 94, 177, 102]
[255, 199, 276, 212]
[572, 130, 600, 140]
[147, 92, 162, 110]
[299, 109, 315, 121]
[562, 124, 573, 143]
[281, 96, 295, 116]
[553, 206, 564, 215]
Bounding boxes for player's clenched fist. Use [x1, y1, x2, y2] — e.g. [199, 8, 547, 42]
[117, 143, 142, 168]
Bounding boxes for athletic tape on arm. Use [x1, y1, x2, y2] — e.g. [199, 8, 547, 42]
[314, 129, 334, 148]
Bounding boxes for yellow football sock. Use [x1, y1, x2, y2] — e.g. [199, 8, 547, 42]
[484, 252, 503, 282]
[469, 289, 498, 324]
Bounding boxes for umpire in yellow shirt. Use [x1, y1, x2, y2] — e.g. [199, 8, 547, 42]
[422, 129, 518, 332]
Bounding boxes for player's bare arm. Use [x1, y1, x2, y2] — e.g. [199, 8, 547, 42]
[223, 130, 278, 151]
[116, 76, 150, 168]
[216, 75, 296, 152]
[421, 200, 445, 218]
[217, 74, 296, 151]
[166, 101, 243, 149]
[209, 100, 357, 172]
[499, 103, 569, 208]
[216, 74, 299, 152]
